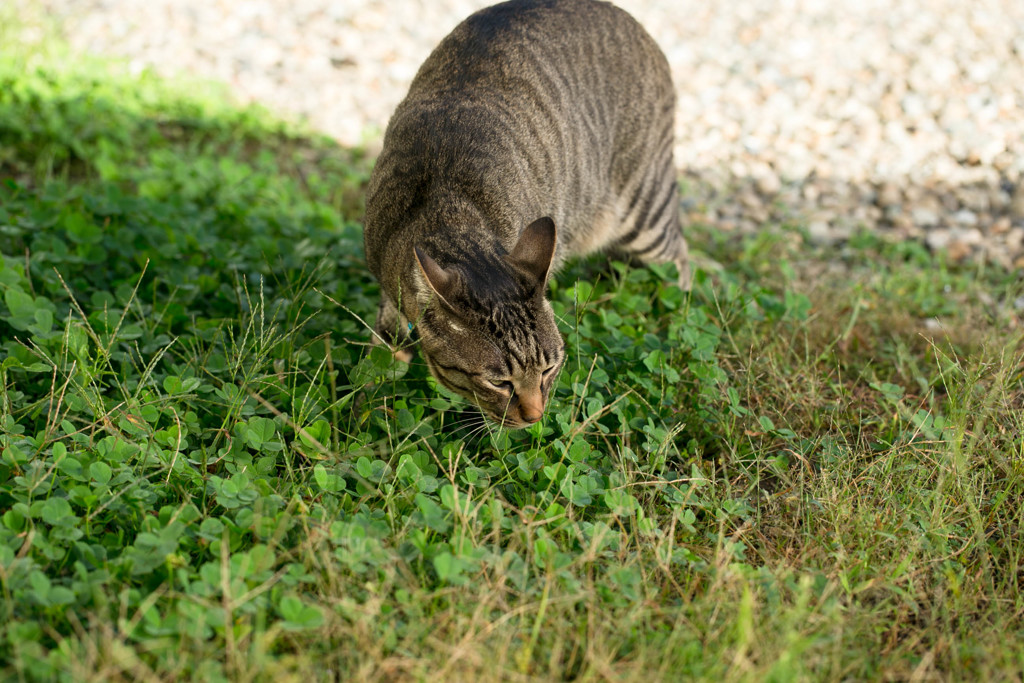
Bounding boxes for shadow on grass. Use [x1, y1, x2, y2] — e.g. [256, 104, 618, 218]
[0, 47, 422, 447]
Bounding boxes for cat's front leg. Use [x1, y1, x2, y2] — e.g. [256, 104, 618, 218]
[373, 294, 414, 363]
[669, 235, 692, 291]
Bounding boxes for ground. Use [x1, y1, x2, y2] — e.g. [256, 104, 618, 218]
[1, 3, 1023, 681]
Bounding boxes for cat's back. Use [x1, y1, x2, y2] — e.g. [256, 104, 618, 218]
[409, 0, 665, 97]
[365, 0, 679, 291]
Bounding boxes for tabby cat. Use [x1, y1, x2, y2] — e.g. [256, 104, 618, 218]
[363, 0, 689, 428]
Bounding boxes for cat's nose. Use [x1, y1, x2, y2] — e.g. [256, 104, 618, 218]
[519, 395, 544, 423]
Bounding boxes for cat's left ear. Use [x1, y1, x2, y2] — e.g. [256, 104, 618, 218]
[414, 246, 458, 308]
[509, 217, 557, 284]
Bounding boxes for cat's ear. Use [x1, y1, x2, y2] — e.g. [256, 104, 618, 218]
[414, 246, 457, 306]
[509, 217, 557, 284]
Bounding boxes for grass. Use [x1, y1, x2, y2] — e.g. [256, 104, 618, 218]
[2, 9, 1024, 682]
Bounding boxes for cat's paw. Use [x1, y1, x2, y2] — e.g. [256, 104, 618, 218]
[674, 258, 693, 291]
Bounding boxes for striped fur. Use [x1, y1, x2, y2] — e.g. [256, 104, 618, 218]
[363, 0, 689, 428]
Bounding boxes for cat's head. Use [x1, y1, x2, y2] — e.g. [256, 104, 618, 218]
[413, 217, 565, 429]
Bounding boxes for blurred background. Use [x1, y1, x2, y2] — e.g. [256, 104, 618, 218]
[11, 0, 1024, 265]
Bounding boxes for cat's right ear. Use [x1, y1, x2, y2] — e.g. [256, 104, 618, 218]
[509, 217, 557, 284]
[414, 246, 457, 307]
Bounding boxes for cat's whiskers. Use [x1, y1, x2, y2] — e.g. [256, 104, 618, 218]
[442, 410, 485, 427]
[463, 422, 492, 442]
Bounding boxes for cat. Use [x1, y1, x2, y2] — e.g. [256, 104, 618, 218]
[363, 0, 690, 429]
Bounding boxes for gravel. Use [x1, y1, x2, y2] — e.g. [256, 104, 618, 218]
[14, 0, 1024, 266]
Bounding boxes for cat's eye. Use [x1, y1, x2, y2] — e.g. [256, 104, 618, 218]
[488, 379, 514, 394]
[542, 364, 558, 378]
